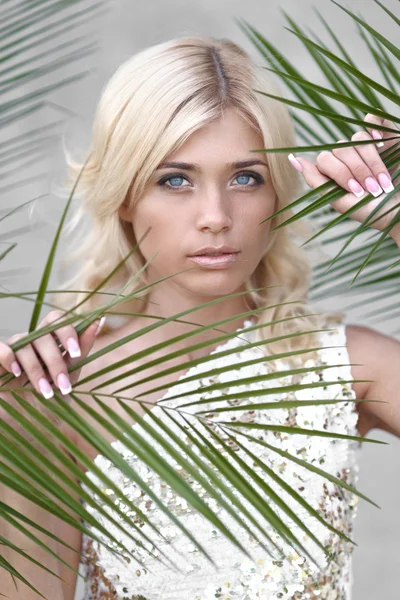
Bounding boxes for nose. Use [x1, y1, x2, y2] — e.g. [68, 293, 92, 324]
[196, 187, 233, 233]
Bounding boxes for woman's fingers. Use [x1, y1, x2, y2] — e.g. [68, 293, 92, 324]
[0, 340, 23, 378]
[287, 154, 329, 192]
[77, 316, 106, 360]
[39, 310, 81, 359]
[363, 112, 400, 153]
[317, 133, 394, 198]
[349, 130, 394, 193]
[66, 316, 106, 375]
[6, 332, 56, 399]
[0, 312, 106, 400]
[34, 312, 106, 392]
[289, 120, 396, 201]
[288, 111, 400, 234]
[31, 332, 72, 396]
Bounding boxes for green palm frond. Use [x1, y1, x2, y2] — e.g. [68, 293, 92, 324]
[238, 0, 400, 321]
[0, 289, 383, 595]
[0, 1, 397, 597]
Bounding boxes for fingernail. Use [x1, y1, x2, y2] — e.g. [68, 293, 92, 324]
[378, 173, 394, 193]
[348, 178, 366, 198]
[288, 153, 303, 172]
[365, 176, 383, 197]
[11, 361, 22, 377]
[38, 377, 54, 399]
[57, 373, 72, 395]
[67, 337, 81, 358]
[372, 130, 384, 148]
[95, 316, 106, 337]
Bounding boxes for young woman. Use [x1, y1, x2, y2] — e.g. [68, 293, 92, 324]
[0, 36, 399, 600]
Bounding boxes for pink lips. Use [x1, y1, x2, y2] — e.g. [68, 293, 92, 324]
[188, 252, 239, 268]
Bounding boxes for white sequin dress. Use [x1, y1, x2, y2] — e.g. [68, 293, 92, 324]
[74, 318, 362, 600]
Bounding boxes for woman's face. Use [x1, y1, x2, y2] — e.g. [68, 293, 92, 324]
[120, 107, 277, 302]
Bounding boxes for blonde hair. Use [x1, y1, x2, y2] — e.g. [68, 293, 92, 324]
[54, 35, 335, 369]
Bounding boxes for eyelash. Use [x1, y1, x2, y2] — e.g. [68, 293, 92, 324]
[156, 171, 265, 191]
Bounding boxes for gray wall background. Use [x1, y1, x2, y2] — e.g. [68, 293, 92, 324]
[1, 1, 399, 598]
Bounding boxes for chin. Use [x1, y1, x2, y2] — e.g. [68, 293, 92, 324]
[182, 276, 247, 299]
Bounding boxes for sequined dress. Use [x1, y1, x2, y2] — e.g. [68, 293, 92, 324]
[74, 318, 362, 600]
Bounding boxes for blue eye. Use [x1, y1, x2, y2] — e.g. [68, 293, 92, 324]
[157, 174, 190, 189]
[233, 172, 264, 187]
[236, 174, 252, 185]
[156, 171, 264, 190]
[168, 176, 188, 187]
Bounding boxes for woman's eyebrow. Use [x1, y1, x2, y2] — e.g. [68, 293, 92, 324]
[156, 159, 269, 171]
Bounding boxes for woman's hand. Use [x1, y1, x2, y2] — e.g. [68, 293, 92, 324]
[288, 113, 400, 240]
[0, 310, 105, 403]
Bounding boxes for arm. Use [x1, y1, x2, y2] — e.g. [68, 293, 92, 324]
[0, 400, 86, 600]
[0, 499, 66, 600]
[0, 423, 86, 600]
[0, 423, 67, 599]
[289, 110, 400, 434]
[0, 311, 103, 598]
[346, 323, 400, 437]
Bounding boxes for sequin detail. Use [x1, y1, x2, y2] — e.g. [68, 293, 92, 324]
[76, 320, 361, 600]
[80, 537, 119, 599]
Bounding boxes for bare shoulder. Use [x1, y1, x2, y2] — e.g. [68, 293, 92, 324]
[345, 322, 399, 386]
[345, 322, 400, 436]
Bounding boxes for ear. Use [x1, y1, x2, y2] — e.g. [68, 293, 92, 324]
[118, 183, 135, 222]
[118, 200, 131, 222]
[118, 188, 136, 222]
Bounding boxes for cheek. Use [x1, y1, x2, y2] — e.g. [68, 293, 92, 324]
[256, 192, 277, 235]
[237, 196, 275, 238]
[133, 196, 184, 227]
[132, 202, 180, 258]
[132, 200, 161, 235]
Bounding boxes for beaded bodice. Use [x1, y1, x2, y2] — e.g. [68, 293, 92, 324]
[75, 319, 361, 600]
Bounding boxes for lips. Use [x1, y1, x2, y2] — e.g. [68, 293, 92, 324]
[188, 245, 239, 256]
[187, 252, 239, 268]
[195, 252, 238, 256]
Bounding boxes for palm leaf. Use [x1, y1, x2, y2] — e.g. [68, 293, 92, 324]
[0, 299, 382, 594]
[238, 0, 400, 317]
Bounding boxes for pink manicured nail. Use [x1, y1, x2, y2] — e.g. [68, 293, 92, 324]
[57, 373, 72, 395]
[365, 177, 383, 197]
[372, 130, 384, 148]
[378, 173, 394, 193]
[348, 178, 365, 198]
[38, 377, 54, 399]
[67, 337, 81, 358]
[95, 316, 106, 337]
[288, 153, 303, 172]
[11, 361, 21, 377]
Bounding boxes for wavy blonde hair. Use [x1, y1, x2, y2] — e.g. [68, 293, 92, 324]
[54, 35, 338, 369]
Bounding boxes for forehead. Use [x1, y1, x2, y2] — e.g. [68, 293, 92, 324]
[159, 109, 266, 169]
